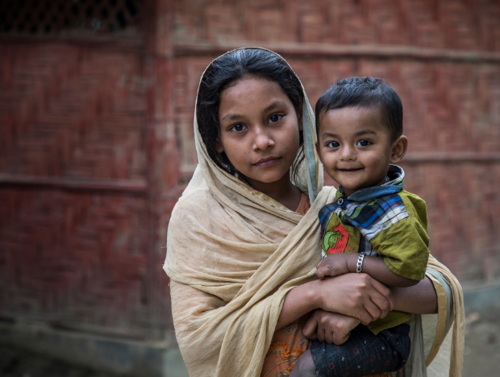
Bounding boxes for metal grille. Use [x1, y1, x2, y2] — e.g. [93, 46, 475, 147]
[0, 0, 142, 37]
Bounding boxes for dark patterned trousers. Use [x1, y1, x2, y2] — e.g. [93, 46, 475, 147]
[310, 324, 410, 377]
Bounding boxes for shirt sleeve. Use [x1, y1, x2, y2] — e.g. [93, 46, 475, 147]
[370, 192, 430, 280]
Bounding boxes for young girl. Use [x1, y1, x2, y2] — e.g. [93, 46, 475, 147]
[164, 48, 464, 377]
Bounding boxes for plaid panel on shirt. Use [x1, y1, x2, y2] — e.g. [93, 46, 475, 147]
[359, 233, 377, 256]
[318, 165, 409, 255]
[341, 194, 408, 241]
[318, 203, 338, 235]
[319, 193, 409, 253]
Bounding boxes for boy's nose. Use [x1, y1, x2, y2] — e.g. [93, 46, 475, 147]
[339, 145, 356, 161]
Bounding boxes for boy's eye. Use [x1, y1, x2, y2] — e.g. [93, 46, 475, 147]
[230, 123, 246, 132]
[357, 139, 371, 147]
[268, 114, 283, 124]
[326, 141, 340, 148]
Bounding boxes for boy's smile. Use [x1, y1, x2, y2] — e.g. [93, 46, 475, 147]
[316, 106, 407, 197]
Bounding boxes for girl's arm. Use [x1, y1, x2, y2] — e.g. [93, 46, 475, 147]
[284, 275, 438, 346]
[276, 273, 394, 329]
[277, 273, 438, 330]
[392, 275, 438, 314]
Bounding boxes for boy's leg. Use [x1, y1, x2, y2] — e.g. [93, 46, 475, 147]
[289, 349, 317, 377]
[310, 324, 410, 377]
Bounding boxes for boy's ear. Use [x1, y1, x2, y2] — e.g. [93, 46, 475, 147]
[390, 135, 408, 163]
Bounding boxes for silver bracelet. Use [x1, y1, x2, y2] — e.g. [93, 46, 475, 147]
[356, 253, 365, 273]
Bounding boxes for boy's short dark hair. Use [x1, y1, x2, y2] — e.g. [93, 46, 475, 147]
[315, 77, 403, 142]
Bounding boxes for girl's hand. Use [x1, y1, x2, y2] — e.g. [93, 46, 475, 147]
[303, 310, 360, 345]
[318, 273, 393, 325]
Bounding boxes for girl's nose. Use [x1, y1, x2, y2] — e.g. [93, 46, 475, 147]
[339, 145, 356, 161]
[253, 126, 275, 150]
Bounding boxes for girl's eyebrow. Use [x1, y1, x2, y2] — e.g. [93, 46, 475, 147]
[220, 113, 243, 123]
[264, 101, 287, 113]
[220, 101, 288, 123]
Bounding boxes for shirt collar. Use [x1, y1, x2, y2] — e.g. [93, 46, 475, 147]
[337, 164, 405, 202]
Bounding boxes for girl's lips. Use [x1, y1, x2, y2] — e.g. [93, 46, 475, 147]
[254, 156, 281, 168]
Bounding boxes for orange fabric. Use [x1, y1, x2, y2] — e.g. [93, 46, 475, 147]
[260, 191, 390, 377]
[261, 317, 311, 377]
[295, 192, 311, 215]
[261, 193, 310, 376]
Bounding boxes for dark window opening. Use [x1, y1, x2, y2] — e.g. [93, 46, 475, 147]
[0, 0, 142, 37]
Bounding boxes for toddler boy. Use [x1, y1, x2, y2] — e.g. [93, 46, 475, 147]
[292, 77, 429, 377]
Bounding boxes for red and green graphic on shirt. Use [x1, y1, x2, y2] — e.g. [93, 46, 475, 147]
[322, 223, 349, 254]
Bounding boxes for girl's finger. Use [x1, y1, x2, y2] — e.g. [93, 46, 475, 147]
[351, 301, 374, 325]
[308, 332, 318, 341]
[363, 300, 383, 323]
[355, 309, 373, 325]
[325, 329, 334, 344]
[368, 278, 394, 313]
[317, 327, 325, 343]
[332, 331, 350, 346]
[371, 295, 391, 319]
[302, 317, 318, 338]
[367, 288, 392, 318]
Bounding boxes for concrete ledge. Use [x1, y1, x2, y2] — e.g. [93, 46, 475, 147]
[0, 321, 189, 377]
[462, 278, 500, 319]
[2, 280, 498, 377]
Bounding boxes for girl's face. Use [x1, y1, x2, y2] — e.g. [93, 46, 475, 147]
[216, 76, 301, 190]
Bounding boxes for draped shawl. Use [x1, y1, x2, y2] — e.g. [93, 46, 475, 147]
[164, 48, 464, 377]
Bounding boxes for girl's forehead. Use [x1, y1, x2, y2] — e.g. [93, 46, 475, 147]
[219, 77, 291, 110]
[222, 75, 281, 95]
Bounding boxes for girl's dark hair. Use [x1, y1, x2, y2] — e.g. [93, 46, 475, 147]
[197, 48, 304, 177]
[315, 77, 403, 142]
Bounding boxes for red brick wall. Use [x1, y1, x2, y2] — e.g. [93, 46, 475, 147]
[173, 0, 500, 50]
[0, 40, 169, 338]
[1, 0, 500, 342]
[171, 0, 500, 282]
[0, 0, 178, 340]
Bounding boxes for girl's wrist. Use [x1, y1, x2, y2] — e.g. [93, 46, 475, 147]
[304, 279, 324, 311]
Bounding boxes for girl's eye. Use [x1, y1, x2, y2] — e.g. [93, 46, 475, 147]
[230, 123, 246, 132]
[326, 141, 340, 148]
[268, 114, 283, 124]
[357, 139, 371, 147]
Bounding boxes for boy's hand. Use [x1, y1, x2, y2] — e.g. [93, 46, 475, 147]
[303, 310, 360, 345]
[316, 253, 356, 280]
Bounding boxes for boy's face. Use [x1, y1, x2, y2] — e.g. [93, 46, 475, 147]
[316, 106, 407, 197]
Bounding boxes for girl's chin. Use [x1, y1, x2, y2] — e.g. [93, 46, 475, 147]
[245, 171, 289, 186]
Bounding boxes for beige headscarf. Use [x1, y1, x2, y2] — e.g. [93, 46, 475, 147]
[164, 48, 464, 377]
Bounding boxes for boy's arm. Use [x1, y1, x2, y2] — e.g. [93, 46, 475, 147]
[356, 254, 419, 287]
[316, 253, 419, 287]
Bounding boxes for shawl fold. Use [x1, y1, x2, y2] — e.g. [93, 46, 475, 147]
[164, 48, 464, 377]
